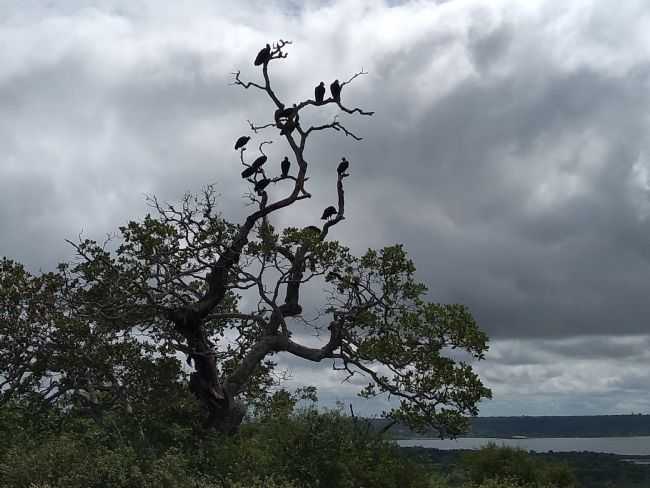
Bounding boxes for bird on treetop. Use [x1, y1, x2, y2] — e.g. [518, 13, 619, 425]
[281, 156, 291, 177]
[330, 79, 341, 101]
[254, 44, 271, 66]
[241, 166, 256, 179]
[234, 136, 250, 150]
[251, 155, 267, 170]
[337, 157, 349, 176]
[278, 106, 295, 119]
[321, 206, 337, 220]
[315, 82, 325, 104]
[254, 178, 271, 194]
[280, 119, 296, 136]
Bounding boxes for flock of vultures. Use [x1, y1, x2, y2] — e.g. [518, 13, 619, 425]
[233, 43, 352, 223]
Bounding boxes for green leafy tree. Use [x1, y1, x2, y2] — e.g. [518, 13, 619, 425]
[1, 40, 490, 435]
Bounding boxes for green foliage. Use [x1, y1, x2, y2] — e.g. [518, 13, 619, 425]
[463, 444, 539, 485]
[0, 397, 433, 488]
[0, 394, 590, 488]
[461, 444, 576, 487]
[1, 228, 491, 435]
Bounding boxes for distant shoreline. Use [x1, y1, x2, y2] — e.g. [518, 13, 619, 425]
[397, 434, 650, 439]
[399, 442, 650, 456]
[396, 435, 650, 457]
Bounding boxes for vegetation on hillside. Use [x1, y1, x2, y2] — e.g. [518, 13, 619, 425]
[0, 391, 580, 488]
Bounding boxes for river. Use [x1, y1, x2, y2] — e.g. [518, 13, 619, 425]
[397, 436, 650, 456]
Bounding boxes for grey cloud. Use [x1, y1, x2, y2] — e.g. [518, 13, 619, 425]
[4, 0, 650, 415]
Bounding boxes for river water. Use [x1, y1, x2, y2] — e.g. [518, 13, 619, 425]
[397, 437, 650, 456]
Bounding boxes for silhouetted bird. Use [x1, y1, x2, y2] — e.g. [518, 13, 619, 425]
[281, 156, 290, 177]
[337, 157, 349, 175]
[280, 119, 296, 135]
[278, 104, 298, 135]
[254, 178, 271, 194]
[234, 136, 250, 150]
[321, 206, 337, 220]
[315, 82, 325, 104]
[274, 104, 285, 122]
[241, 166, 257, 179]
[251, 155, 267, 170]
[278, 106, 295, 119]
[254, 44, 271, 66]
[330, 80, 341, 102]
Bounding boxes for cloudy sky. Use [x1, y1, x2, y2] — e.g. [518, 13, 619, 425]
[3, 0, 650, 417]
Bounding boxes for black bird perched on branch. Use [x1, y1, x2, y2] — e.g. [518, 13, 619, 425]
[277, 106, 294, 119]
[321, 206, 337, 220]
[234, 136, 250, 150]
[330, 80, 341, 102]
[241, 166, 257, 179]
[241, 154, 267, 179]
[274, 104, 285, 123]
[315, 82, 325, 104]
[280, 119, 296, 135]
[254, 178, 271, 194]
[281, 156, 290, 177]
[337, 157, 349, 176]
[251, 155, 267, 170]
[254, 44, 271, 66]
[278, 104, 299, 135]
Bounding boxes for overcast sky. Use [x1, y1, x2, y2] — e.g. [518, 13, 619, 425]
[3, 0, 650, 417]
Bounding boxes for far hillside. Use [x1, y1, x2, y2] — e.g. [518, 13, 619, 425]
[371, 415, 650, 438]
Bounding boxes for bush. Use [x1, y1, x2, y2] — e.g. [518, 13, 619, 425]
[0, 397, 577, 488]
[0, 401, 431, 488]
[461, 444, 576, 487]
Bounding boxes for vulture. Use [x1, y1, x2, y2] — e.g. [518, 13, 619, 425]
[280, 119, 296, 136]
[330, 80, 341, 102]
[321, 206, 337, 220]
[337, 157, 349, 175]
[315, 82, 325, 104]
[241, 166, 257, 179]
[254, 44, 271, 66]
[234, 135, 250, 150]
[281, 156, 291, 177]
[278, 106, 295, 119]
[251, 155, 267, 170]
[254, 178, 271, 194]
[278, 104, 299, 135]
[274, 105, 285, 123]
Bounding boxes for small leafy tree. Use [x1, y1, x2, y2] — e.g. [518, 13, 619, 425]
[1, 40, 491, 435]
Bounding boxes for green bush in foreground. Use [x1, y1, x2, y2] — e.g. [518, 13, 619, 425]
[0, 400, 431, 488]
[0, 395, 577, 488]
[462, 444, 576, 487]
